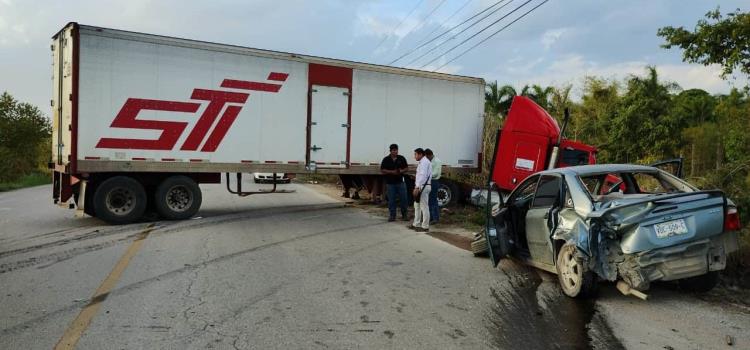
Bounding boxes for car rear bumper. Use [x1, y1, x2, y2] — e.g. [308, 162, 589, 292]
[618, 231, 739, 290]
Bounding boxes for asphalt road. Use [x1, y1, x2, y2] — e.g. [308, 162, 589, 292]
[1, 180, 748, 349]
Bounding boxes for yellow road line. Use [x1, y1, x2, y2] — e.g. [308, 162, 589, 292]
[54, 224, 155, 350]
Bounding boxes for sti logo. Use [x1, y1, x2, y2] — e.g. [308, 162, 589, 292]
[95, 72, 289, 152]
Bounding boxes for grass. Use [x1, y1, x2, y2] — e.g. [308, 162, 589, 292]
[724, 227, 750, 289]
[439, 205, 486, 232]
[0, 172, 51, 192]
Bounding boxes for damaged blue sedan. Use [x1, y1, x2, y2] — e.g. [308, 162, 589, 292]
[485, 164, 741, 298]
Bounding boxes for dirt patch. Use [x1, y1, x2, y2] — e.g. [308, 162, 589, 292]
[426, 231, 472, 251]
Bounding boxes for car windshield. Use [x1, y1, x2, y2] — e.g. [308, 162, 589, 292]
[578, 170, 688, 201]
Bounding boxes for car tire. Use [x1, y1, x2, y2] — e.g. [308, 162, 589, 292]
[555, 244, 598, 298]
[436, 180, 460, 208]
[92, 176, 147, 225]
[154, 175, 202, 220]
[678, 271, 719, 293]
[471, 236, 488, 257]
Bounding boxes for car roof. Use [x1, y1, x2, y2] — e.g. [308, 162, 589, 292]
[537, 164, 658, 176]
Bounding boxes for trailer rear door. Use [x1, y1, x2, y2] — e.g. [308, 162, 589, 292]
[310, 85, 349, 168]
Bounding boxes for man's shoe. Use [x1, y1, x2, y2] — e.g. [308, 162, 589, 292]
[429, 220, 438, 225]
[407, 225, 417, 230]
[415, 227, 429, 233]
[388, 217, 396, 222]
[352, 192, 361, 200]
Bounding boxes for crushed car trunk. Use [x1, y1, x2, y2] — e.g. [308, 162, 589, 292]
[584, 190, 731, 289]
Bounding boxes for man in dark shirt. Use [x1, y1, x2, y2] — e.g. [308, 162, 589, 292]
[380, 143, 409, 222]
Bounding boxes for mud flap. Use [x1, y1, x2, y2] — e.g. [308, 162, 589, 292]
[486, 206, 511, 267]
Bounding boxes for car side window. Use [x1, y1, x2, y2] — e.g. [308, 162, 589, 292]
[509, 175, 539, 205]
[532, 175, 561, 208]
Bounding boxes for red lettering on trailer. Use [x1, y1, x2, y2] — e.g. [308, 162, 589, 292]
[95, 72, 288, 152]
[96, 99, 201, 150]
[180, 89, 249, 151]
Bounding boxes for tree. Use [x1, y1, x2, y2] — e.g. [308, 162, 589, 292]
[610, 67, 680, 163]
[0, 92, 51, 181]
[549, 85, 572, 123]
[658, 8, 750, 78]
[671, 89, 717, 175]
[574, 77, 620, 162]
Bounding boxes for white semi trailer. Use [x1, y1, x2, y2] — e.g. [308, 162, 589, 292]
[50, 23, 485, 224]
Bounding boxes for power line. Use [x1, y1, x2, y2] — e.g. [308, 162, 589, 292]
[404, 0, 514, 68]
[420, 0, 534, 69]
[410, 0, 474, 54]
[394, 0, 449, 48]
[434, 0, 550, 71]
[389, 0, 508, 66]
[372, 0, 426, 54]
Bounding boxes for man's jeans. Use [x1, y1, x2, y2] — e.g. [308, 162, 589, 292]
[428, 179, 440, 222]
[386, 183, 408, 218]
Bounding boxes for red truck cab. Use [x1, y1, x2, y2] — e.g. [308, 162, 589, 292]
[491, 96, 597, 192]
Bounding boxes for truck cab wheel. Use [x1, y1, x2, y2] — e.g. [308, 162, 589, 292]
[154, 176, 202, 220]
[92, 176, 147, 225]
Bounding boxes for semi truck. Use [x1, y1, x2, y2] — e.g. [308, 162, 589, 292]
[50, 23, 597, 225]
[50, 23, 486, 224]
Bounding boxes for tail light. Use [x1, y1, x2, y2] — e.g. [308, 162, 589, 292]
[724, 207, 741, 231]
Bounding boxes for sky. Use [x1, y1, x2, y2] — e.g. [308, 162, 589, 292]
[1, 0, 748, 116]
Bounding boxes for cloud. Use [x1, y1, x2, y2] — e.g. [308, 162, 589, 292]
[541, 28, 566, 50]
[493, 54, 748, 99]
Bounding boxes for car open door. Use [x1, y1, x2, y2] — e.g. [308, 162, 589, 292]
[485, 182, 511, 267]
[650, 158, 684, 178]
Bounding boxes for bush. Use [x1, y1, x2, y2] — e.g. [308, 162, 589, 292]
[0, 92, 51, 182]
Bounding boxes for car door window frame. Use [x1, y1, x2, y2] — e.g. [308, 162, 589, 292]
[531, 174, 563, 208]
[508, 175, 540, 206]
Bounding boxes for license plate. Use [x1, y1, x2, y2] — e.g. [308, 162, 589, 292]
[654, 219, 688, 238]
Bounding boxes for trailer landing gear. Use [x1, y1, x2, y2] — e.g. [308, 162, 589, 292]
[225, 173, 295, 197]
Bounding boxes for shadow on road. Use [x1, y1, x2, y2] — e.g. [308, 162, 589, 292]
[485, 260, 624, 350]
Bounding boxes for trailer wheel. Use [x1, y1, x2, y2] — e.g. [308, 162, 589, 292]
[154, 176, 202, 220]
[92, 176, 147, 225]
[436, 180, 460, 207]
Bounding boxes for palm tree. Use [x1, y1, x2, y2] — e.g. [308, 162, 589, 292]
[497, 84, 517, 117]
[485, 82, 517, 118]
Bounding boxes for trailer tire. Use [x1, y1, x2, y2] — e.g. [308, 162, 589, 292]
[436, 180, 460, 207]
[92, 176, 147, 225]
[154, 176, 202, 220]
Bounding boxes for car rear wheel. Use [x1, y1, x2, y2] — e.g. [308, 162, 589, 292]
[92, 176, 147, 225]
[678, 271, 719, 293]
[154, 176, 202, 220]
[556, 244, 597, 298]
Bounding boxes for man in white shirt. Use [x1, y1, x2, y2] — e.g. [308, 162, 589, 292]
[425, 149, 442, 224]
[409, 148, 432, 232]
